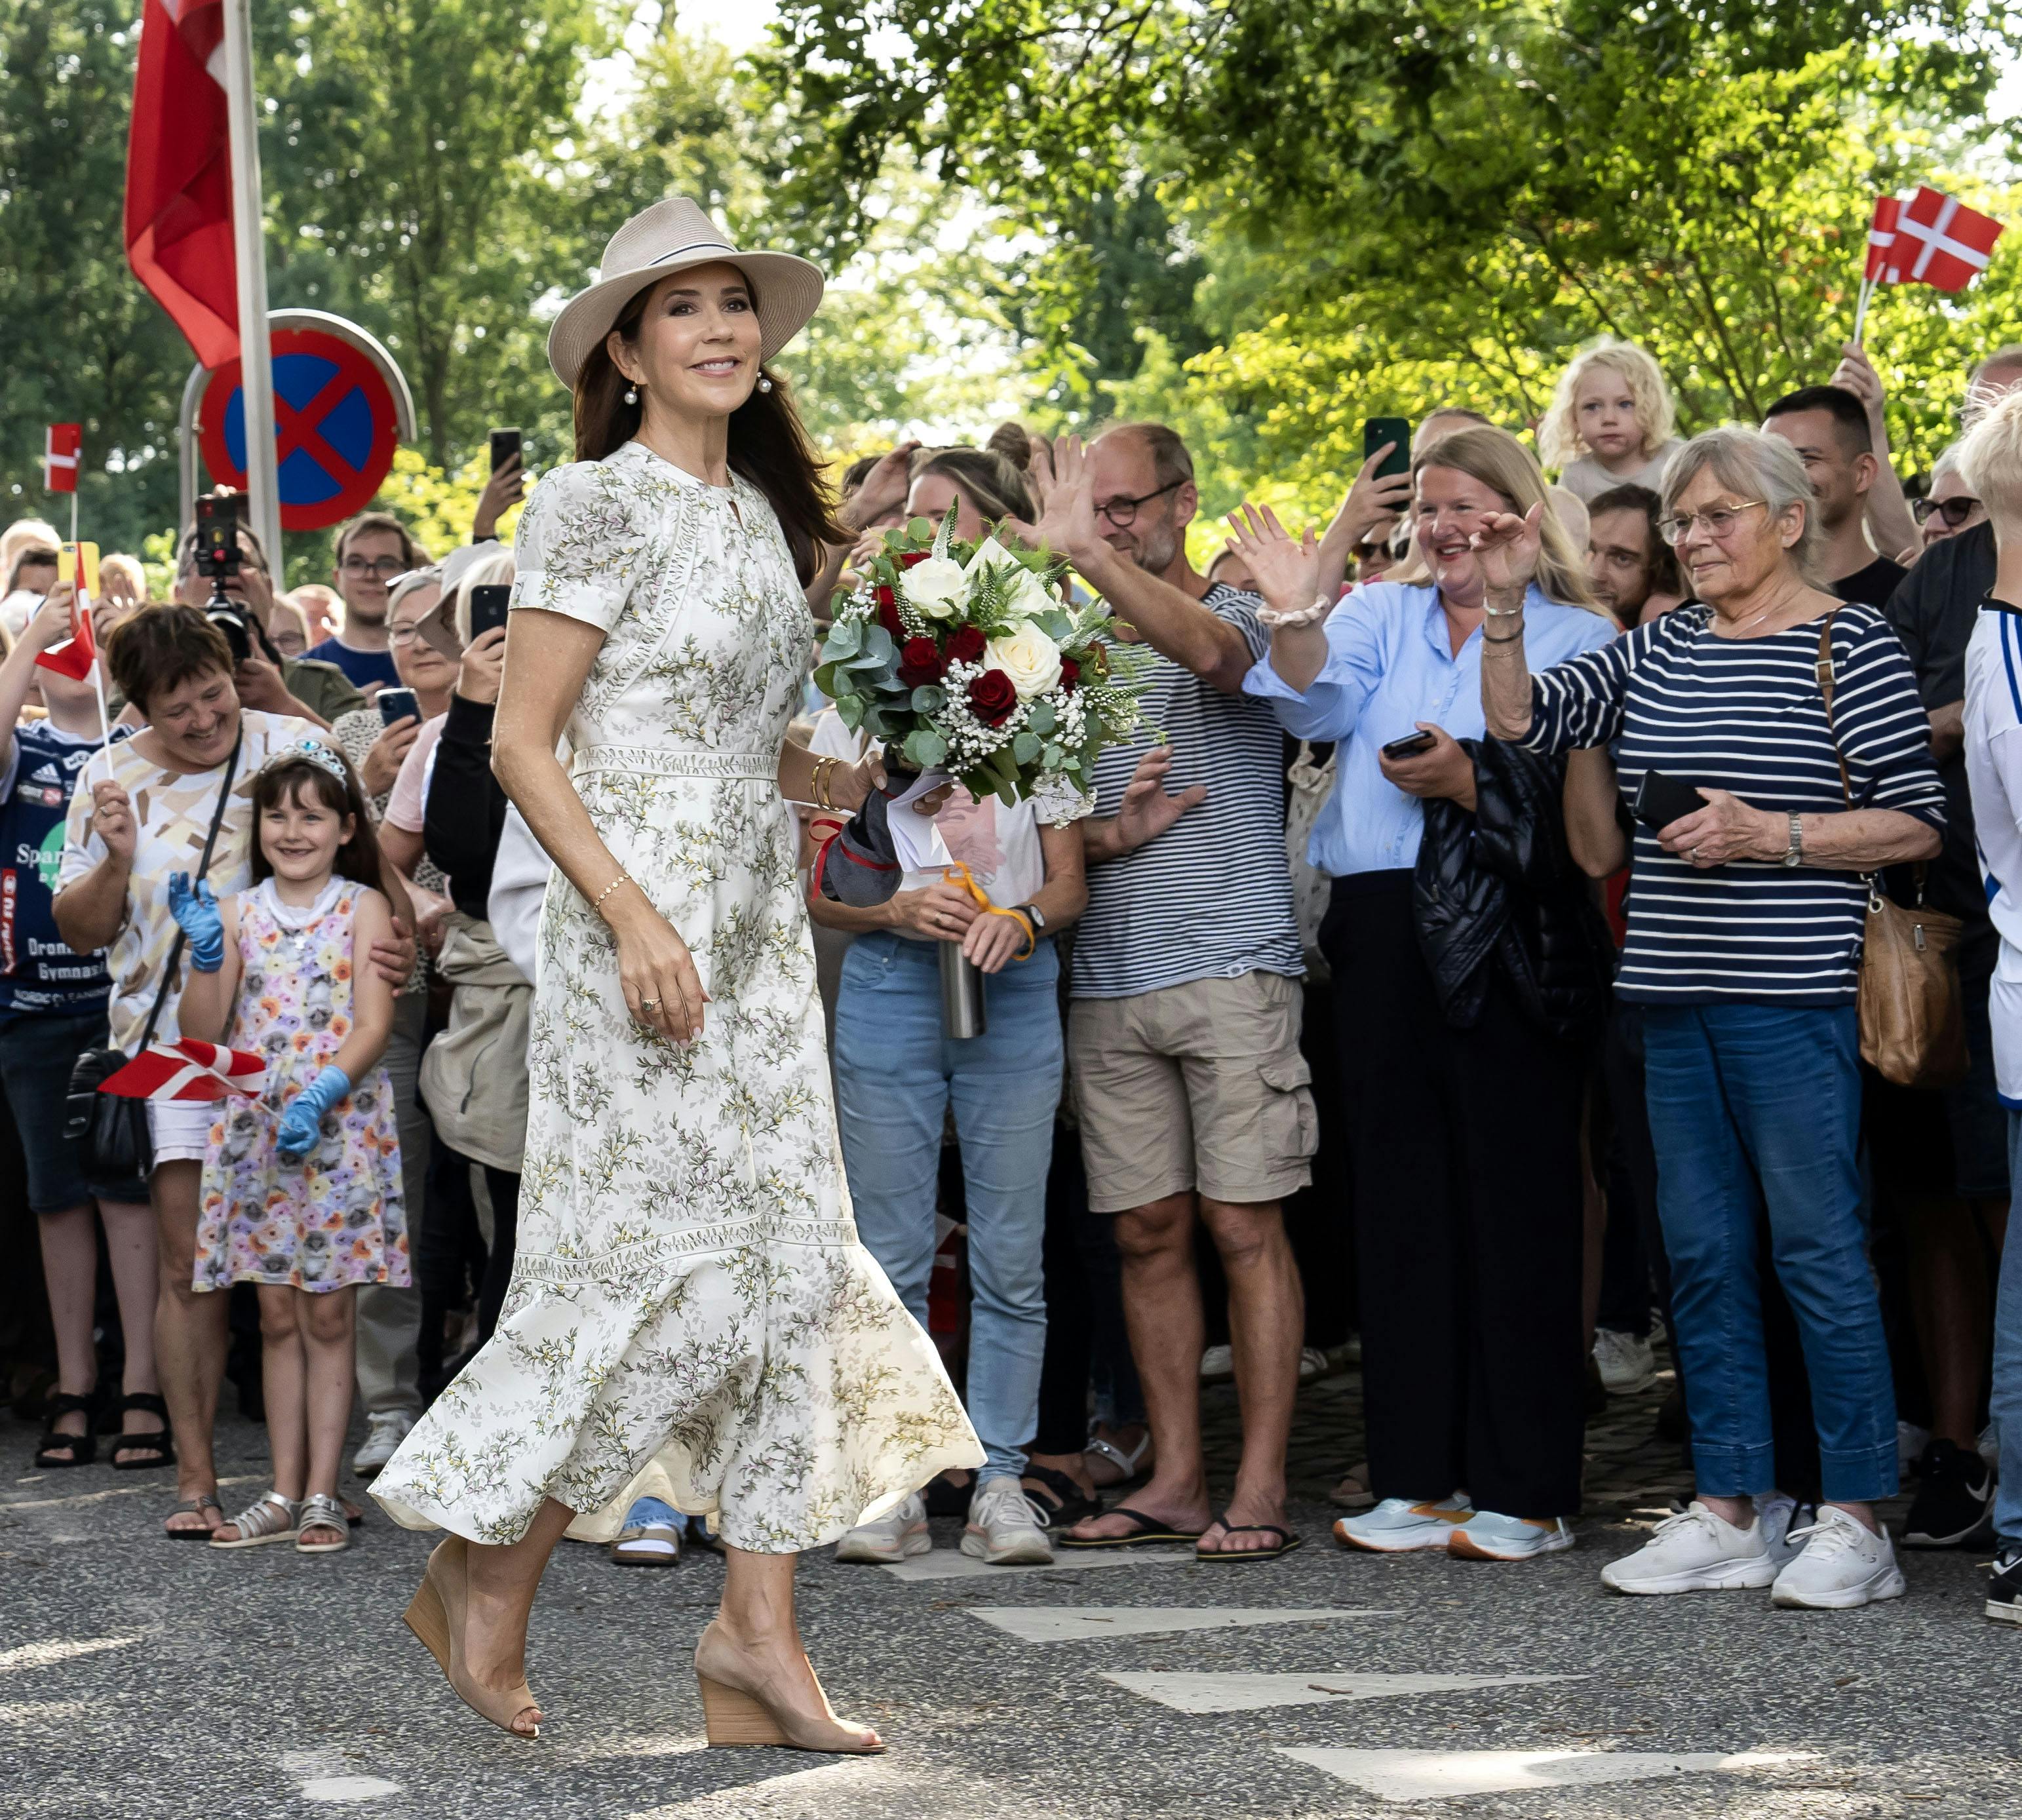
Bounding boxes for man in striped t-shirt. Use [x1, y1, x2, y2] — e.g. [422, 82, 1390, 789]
[1016, 425, 1313, 1562]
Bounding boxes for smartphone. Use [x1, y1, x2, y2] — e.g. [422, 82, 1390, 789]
[1633, 769, 1708, 830]
[194, 492, 244, 580]
[1364, 416, 1413, 481]
[467, 583, 511, 640]
[489, 427, 522, 473]
[1380, 729, 1437, 760]
[57, 541, 100, 598]
[378, 686, 421, 727]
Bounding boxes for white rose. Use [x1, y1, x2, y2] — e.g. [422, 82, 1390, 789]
[964, 535, 1053, 622]
[986, 621, 1063, 699]
[900, 555, 967, 620]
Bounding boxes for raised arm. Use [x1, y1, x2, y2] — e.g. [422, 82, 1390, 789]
[1832, 343, 1918, 562]
[1473, 506, 1546, 741]
[0, 587, 79, 775]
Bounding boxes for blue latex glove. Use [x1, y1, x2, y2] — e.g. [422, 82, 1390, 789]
[167, 872, 225, 973]
[276, 1064, 352, 1161]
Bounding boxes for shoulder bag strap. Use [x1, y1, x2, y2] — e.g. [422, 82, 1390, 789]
[1814, 611, 1854, 810]
[132, 723, 246, 1055]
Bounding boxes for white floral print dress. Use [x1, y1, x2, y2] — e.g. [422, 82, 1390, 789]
[372, 442, 981, 1550]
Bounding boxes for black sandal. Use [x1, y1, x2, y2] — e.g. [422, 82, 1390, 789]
[1056, 1505, 1206, 1550]
[1021, 1465, 1104, 1530]
[104, 1393, 174, 1471]
[35, 1393, 99, 1469]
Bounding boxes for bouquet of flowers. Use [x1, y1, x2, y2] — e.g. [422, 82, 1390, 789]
[812, 509, 1154, 904]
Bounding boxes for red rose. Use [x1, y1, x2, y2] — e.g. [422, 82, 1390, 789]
[875, 590, 904, 639]
[898, 551, 929, 568]
[1059, 657, 1080, 691]
[946, 624, 987, 665]
[898, 635, 946, 688]
[967, 669, 1018, 726]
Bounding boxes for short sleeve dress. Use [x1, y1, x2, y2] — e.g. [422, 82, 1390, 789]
[372, 442, 981, 1551]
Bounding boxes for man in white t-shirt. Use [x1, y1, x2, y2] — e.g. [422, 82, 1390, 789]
[1956, 391, 2022, 1625]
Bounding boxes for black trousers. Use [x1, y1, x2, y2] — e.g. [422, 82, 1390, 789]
[1324, 872, 1589, 1517]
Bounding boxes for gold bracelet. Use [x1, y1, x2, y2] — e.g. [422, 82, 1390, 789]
[812, 756, 834, 810]
[591, 874, 634, 913]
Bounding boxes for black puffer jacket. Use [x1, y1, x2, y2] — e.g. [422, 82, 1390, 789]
[1412, 737, 1613, 1040]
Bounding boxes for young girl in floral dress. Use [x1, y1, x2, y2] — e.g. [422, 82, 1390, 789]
[177, 741, 407, 1555]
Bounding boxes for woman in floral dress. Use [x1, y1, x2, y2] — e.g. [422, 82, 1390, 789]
[372, 198, 979, 1751]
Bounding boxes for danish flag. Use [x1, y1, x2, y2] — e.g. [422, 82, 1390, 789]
[45, 424, 80, 494]
[100, 1039, 266, 1101]
[34, 595, 98, 684]
[1867, 186, 2004, 293]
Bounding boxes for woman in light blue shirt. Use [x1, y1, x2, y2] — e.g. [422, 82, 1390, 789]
[1229, 424, 1616, 1567]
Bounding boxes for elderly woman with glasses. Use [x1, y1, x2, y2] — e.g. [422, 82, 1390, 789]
[1478, 425, 1945, 1610]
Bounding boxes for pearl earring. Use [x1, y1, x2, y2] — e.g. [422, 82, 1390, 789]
[757, 376, 773, 394]
[623, 385, 638, 404]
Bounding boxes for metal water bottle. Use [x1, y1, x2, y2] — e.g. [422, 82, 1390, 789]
[939, 938, 987, 1038]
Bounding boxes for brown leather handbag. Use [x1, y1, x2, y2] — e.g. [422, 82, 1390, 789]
[1817, 616, 1968, 1089]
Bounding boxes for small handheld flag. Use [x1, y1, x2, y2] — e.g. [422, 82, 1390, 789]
[1854, 187, 2005, 343]
[44, 424, 81, 494]
[99, 1039, 267, 1102]
[37, 544, 100, 684]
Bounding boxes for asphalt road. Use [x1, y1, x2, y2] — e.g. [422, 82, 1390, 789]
[5, 1366, 2017, 1820]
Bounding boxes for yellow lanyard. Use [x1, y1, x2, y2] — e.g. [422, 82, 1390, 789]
[941, 861, 1036, 961]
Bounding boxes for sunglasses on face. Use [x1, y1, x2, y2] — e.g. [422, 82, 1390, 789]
[1911, 495, 1981, 528]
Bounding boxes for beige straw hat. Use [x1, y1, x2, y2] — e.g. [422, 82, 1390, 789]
[545, 197, 825, 388]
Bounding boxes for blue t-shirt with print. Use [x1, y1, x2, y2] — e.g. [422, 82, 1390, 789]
[1, 721, 114, 1013]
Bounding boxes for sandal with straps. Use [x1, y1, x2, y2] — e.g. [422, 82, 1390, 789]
[104, 1392, 174, 1471]
[296, 1494, 351, 1554]
[1083, 1427, 1152, 1488]
[165, 1493, 224, 1540]
[34, 1392, 98, 1469]
[211, 1492, 302, 1549]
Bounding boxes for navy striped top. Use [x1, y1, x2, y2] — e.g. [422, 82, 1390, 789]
[1523, 603, 1945, 1005]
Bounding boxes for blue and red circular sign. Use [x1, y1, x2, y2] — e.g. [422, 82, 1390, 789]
[197, 328, 401, 530]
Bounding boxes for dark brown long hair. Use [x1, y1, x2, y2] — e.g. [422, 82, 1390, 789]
[249, 752, 386, 897]
[573, 277, 845, 583]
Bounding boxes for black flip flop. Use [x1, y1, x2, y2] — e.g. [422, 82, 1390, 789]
[1056, 1505, 1205, 1550]
[1196, 1512, 1304, 1562]
[164, 1494, 224, 1540]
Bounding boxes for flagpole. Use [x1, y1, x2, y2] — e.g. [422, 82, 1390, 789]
[219, 0, 282, 579]
[1853, 274, 1875, 345]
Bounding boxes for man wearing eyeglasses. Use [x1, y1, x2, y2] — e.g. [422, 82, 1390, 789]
[1875, 345, 2022, 1555]
[307, 511, 427, 696]
[1013, 423, 1315, 1563]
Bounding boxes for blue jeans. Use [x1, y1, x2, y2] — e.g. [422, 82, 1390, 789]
[832, 931, 1062, 1482]
[1643, 1002, 1897, 1504]
[1996, 1116, 2022, 1547]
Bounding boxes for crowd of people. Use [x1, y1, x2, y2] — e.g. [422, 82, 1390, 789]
[3, 323, 2019, 1629]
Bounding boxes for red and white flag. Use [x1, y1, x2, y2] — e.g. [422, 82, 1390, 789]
[44, 424, 81, 494]
[35, 596, 97, 684]
[100, 1039, 266, 1102]
[125, 0, 239, 369]
[1870, 185, 2004, 292]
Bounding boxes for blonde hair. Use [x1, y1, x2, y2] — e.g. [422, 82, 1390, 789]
[1408, 425, 1606, 613]
[1538, 339, 1677, 470]
[98, 552, 148, 600]
[447, 547, 516, 646]
[1957, 389, 2022, 540]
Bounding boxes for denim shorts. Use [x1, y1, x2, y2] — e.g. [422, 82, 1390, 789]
[0, 1007, 153, 1210]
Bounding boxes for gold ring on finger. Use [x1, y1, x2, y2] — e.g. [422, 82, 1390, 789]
[640, 996, 659, 1011]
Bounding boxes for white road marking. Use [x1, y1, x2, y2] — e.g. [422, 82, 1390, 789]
[968, 1606, 1395, 1643]
[0, 1634, 143, 1675]
[878, 1546, 1196, 1582]
[1106, 1671, 1583, 1714]
[298, 1775, 402, 1802]
[1279, 1748, 1816, 1803]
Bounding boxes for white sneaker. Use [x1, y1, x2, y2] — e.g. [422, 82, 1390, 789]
[1599, 1501, 1778, 1595]
[351, 1409, 416, 1478]
[1199, 1344, 1234, 1383]
[834, 1492, 931, 1564]
[1592, 1328, 1656, 1394]
[960, 1476, 1053, 1564]
[1757, 1494, 1815, 1570]
[1334, 1496, 1473, 1553]
[1771, 1505, 1907, 1609]
[1298, 1346, 1330, 1383]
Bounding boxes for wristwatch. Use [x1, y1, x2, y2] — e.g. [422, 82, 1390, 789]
[1016, 903, 1047, 933]
[1781, 811, 1804, 868]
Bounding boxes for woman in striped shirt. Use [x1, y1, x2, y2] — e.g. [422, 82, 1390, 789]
[1479, 425, 1943, 1611]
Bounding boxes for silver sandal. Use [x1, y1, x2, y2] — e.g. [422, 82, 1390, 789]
[210, 1492, 301, 1549]
[296, 1493, 351, 1554]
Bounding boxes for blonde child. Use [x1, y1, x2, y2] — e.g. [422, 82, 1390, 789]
[1539, 339, 1684, 503]
[175, 741, 408, 1553]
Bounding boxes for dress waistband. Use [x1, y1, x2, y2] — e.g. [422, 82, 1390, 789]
[570, 745, 777, 782]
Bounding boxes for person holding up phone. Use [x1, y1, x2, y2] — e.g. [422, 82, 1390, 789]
[1478, 424, 1945, 1610]
[1227, 424, 1617, 1569]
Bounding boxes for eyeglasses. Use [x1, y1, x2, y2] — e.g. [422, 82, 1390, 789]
[1093, 479, 1183, 528]
[340, 554, 406, 578]
[1657, 501, 1768, 546]
[1912, 494, 1981, 528]
[389, 623, 423, 644]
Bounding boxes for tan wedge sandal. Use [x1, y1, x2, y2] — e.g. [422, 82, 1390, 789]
[693, 1621, 884, 1754]
[402, 1534, 542, 1739]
